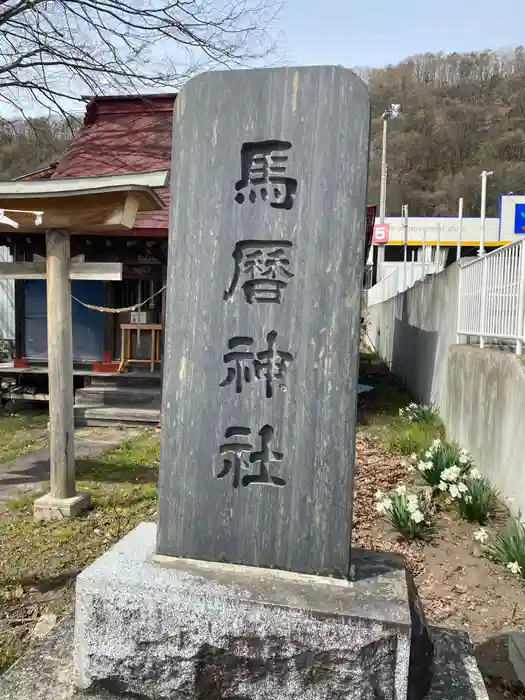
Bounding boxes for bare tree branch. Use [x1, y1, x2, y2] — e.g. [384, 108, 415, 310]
[0, 0, 282, 120]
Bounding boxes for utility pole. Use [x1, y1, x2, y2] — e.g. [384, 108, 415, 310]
[479, 171, 493, 256]
[402, 204, 408, 291]
[379, 118, 388, 225]
[456, 197, 464, 263]
[378, 103, 400, 225]
[377, 104, 400, 275]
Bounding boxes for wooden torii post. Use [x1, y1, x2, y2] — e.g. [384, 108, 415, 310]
[0, 172, 166, 519]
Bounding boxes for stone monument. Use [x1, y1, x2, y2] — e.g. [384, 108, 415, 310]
[74, 66, 433, 699]
[157, 65, 369, 576]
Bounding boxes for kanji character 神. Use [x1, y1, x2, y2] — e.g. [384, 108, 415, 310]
[219, 332, 293, 397]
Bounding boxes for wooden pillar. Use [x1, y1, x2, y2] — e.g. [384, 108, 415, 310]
[46, 229, 75, 499]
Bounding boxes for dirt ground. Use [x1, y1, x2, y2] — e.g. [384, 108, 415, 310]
[1, 366, 524, 696]
[356, 361, 525, 700]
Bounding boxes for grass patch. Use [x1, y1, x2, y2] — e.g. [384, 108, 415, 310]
[386, 402, 444, 456]
[0, 429, 160, 672]
[358, 357, 444, 455]
[376, 403, 444, 456]
[0, 408, 49, 464]
[383, 420, 443, 456]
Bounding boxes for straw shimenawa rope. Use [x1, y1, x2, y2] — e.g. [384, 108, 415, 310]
[71, 285, 167, 313]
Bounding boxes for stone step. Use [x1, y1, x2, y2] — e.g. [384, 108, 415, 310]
[74, 406, 160, 428]
[75, 385, 161, 408]
[89, 373, 161, 389]
[509, 633, 525, 686]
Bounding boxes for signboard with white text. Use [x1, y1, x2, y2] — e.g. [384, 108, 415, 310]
[372, 223, 390, 244]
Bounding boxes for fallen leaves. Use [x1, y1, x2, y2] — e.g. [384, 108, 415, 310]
[354, 414, 525, 699]
[352, 434, 427, 576]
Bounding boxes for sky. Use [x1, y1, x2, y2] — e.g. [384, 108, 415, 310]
[2, 0, 523, 120]
[278, 0, 525, 68]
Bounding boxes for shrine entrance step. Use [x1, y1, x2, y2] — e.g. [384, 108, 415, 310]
[89, 373, 161, 389]
[75, 384, 161, 409]
[74, 374, 161, 427]
[74, 405, 160, 428]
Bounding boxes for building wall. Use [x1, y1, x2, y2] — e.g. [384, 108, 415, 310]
[377, 250, 448, 282]
[0, 246, 15, 343]
[377, 217, 501, 245]
[24, 279, 105, 362]
[367, 216, 504, 275]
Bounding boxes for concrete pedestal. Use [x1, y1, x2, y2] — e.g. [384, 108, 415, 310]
[509, 632, 525, 686]
[74, 523, 432, 700]
[34, 492, 91, 520]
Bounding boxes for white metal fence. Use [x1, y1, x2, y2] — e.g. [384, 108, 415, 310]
[367, 262, 439, 306]
[458, 240, 525, 354]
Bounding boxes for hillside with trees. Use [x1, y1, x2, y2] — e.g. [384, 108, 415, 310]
[365, 47, 525, 217]
[1, 48, 525, 218]
[0, 118, 75, 179]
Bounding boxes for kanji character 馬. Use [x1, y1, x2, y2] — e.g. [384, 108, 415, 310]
[234, 140, 297, 210]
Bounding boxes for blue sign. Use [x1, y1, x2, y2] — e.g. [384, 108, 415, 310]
[515, 203, 525, 234]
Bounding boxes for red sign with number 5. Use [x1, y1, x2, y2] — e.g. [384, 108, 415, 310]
[372, 223, 390, 244]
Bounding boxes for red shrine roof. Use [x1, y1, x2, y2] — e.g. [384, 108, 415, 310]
[51, 93, 176, 236]
[19, 91, 376, 239]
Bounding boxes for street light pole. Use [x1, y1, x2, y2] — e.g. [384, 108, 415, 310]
[402, 204, 408, 291]
[479, 170, 493, 256]
[379, 116, 388, 225]
[456, 197, 464, 263]
[377, 104, 400, 275]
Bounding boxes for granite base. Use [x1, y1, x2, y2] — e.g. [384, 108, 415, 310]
[34, 492, 91, 520]
[509, 632, 525, 686]
[0, 619, 490, 700]
[74, 523, 432, 700]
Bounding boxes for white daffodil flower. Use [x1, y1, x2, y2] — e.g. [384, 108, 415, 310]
[449, 484, 460, 499]
[411, 509, 424, 523]
[473, 529, 488, 544]
[406, 495, 419, 513]
[441, 466, 461, 483]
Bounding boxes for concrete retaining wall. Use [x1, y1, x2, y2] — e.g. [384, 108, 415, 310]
[366, 263, 459, 409]
[367, 264, 525, 515]
[446, 345, 525, 516]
